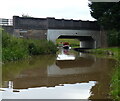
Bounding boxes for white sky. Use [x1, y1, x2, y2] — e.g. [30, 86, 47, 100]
[0, 0, 95, 21]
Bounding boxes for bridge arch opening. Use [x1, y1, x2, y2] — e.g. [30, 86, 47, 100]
[56, 35, 96, 49]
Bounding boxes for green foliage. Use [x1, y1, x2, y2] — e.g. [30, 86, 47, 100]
[0, 28, 2, 62]
[2, 31, 29, 61]
[2, 29, 57, 62]
[87, 47, 120, 100]
[89, 2, 120, 30]
[28, 39, 57, 55]
[88, 47, 120, 60]
[89, 2, 120, 47]
[110, 61, 120, 101]
[89, 2, 114, 19]
[107, 30, 120, 47]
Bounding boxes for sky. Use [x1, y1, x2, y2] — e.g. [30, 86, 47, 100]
[0, 0, 95, 21]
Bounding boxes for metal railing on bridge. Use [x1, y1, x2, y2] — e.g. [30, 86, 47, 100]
[0, 18, 13, 26]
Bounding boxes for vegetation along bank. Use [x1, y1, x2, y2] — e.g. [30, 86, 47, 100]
[1, 28, 57, 62]
[89, 2, 120, 100]
[85, 47, 120, 100]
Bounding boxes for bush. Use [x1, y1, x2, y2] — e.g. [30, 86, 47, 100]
[107, 29, 120, 47]
[2, 29, 57, 62]
[27, 39, 57, 55]
[110, 61, 120, 101]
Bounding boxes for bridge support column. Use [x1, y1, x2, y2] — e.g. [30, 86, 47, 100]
[80, 41, 95, 49]
[100, 29, 108, 48]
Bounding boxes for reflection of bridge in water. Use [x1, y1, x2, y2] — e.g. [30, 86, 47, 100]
[2, 50, 116, 99]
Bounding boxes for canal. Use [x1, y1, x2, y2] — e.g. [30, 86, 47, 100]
[1, 49, 116, 99]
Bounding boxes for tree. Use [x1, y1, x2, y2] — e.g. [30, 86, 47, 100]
[89, 2, 120, 30]
[89, 2, 120, 46]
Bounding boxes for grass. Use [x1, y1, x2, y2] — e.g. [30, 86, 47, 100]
[86, 47, 120, 60]
[110, 62, 120, 101]
[1, 28, 57, 62]
[56, 39, 80, 48]
[87, 47, 120, 100]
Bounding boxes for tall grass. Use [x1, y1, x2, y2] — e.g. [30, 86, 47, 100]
[2, 29, 57, 62]
[2, 32, 28, 61]
[110, 62, 120, 101]
[110, 50, 120, 101]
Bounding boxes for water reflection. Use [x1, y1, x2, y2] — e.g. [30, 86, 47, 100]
[2, 81, 96, 99]
[57, 49, 75, 60]
[1, 49, 116, 99]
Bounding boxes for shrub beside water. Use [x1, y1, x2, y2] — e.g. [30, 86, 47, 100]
[110, 50, 120, 101]
[27, 39, 57, 55]
[110, 61, 120, 101]
[2, 31, 29, 61]
[87, 47, 120, 100]
[107, 29, 120, 47]
[2, 29, 57, 62]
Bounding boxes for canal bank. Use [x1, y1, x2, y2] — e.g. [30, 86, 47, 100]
[81, 47, 120, 100]
[84, 47, 119, 60]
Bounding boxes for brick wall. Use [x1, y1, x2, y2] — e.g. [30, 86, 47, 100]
[13, 16, 100, 30]
[14, 29, 47, 39]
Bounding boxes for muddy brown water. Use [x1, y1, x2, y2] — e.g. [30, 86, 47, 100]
[1, 49, 116, 99]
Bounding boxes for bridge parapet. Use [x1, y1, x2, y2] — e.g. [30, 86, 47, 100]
[13, 16, 100, 30]
[47, 18, 100, 30]
[13, 16, 47, 30]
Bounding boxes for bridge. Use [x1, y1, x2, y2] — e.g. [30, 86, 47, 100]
[3, 16, 108, 48]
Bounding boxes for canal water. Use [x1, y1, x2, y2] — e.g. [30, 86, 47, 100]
[1, 49, 116, 99]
